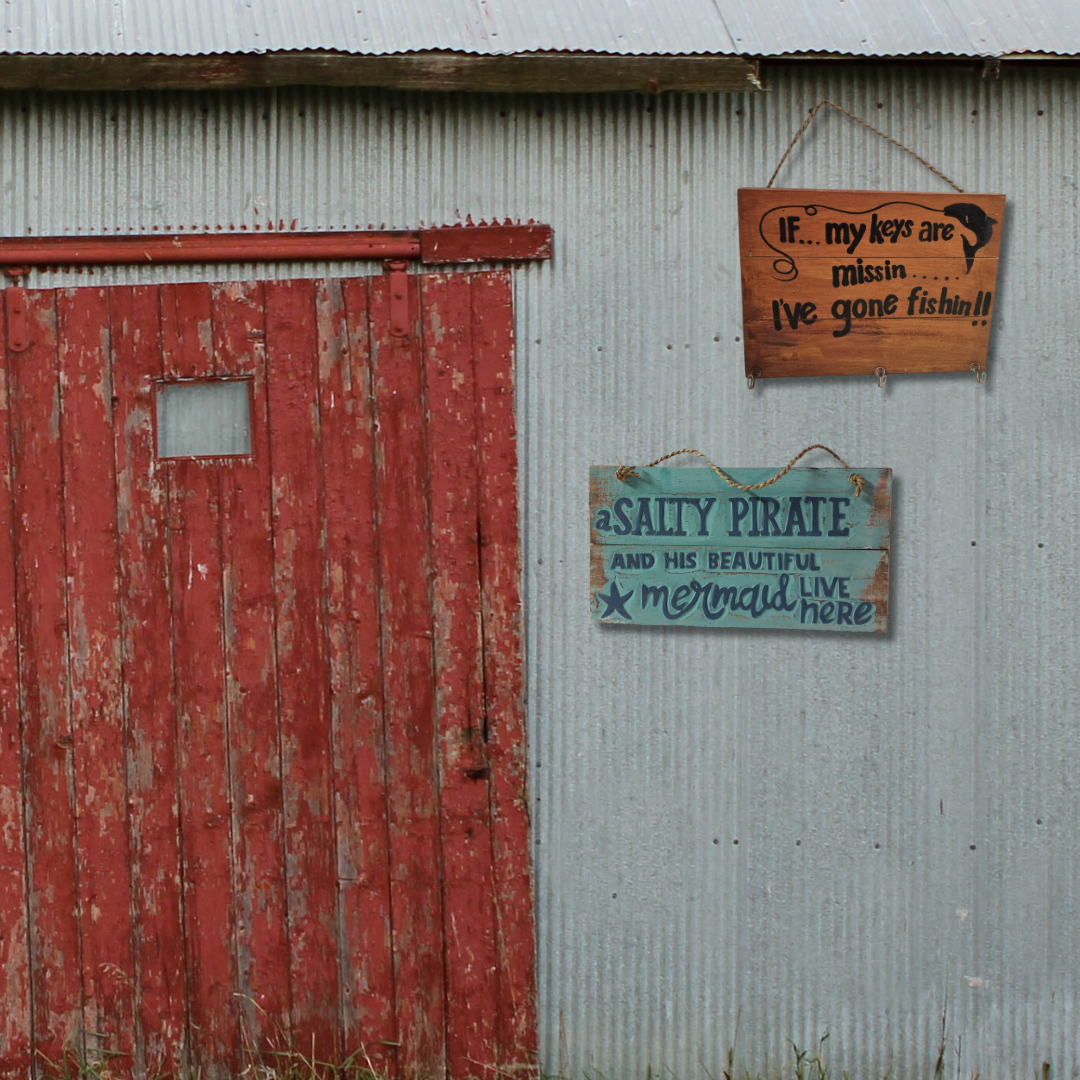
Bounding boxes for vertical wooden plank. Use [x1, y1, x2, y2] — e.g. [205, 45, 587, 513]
[420, 273, 501, 1080]
[0, 300, 32, 1080]
[160, 282, 238, 1080]
[370, 272, 447, 1078]
[470, 271, 538, 1071]
[325, 278, 398, 1071]
[264, 279, 340, 1059]
[56, 288, 137, 1066]
[213, 281, 291, 1052]
[110, 285, 189, 1075]
[8, 289, 83, 1066]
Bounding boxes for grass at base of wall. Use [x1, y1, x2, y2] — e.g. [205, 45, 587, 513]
[39, 1032, 1047, 1080]
[37, 1040, 395, 1080]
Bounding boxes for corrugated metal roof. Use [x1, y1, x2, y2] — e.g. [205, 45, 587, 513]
[0, 0, 738, 57]
[0, 0, 1078, 59]
[721, 0, 1080, 57]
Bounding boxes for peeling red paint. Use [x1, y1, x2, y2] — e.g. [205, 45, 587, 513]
[421, 273, 500, 1080]
[0, 294, 32, 1078]
[333, 276, 397, 1071]
[110, 284, 187, 1077]
[214, 280, 291, 1058]
[471, 272, 537, 1070]
[57, 286, 138, 1069]
[8, 291, 84, 1069]
[0, 274, 535, 1079]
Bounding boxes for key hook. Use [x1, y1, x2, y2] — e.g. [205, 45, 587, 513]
[747, 367, 761, 390]
[970, 362, 986, 385]
[875, 366, 887, 389]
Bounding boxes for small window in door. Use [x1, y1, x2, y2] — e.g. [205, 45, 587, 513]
[156, 378, 253, 459]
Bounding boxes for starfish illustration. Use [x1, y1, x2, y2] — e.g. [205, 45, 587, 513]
[597, 581, 634, 619]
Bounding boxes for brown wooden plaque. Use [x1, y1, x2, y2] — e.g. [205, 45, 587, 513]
[738, 188, 1006, 379]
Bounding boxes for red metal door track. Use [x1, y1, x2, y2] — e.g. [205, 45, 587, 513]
[0, 223, 552, 270]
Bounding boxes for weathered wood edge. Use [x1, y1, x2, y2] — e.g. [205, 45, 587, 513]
[0, 52, 762, 93]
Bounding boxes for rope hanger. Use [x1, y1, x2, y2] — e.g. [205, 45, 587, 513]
[767, 99, 964, 193]
[614, 444, 867, 499]
[612, 111, 952, 485]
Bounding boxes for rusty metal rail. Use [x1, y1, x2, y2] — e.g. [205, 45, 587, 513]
[0, 223, 552, 269]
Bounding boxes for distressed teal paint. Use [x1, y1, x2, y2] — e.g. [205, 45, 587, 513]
[590, 466, 891, 632]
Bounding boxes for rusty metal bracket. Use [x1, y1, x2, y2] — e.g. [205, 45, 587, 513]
[384, 259, 411, 340]
[5, 287, 29, 352]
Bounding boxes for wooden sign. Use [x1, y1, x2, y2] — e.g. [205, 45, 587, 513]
[738, 188, 1006, 379]
[590, 466, 892, 631]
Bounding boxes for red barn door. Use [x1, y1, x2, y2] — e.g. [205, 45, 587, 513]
[0, 271, 535, 1080]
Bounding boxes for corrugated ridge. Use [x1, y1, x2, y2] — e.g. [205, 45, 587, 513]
[1, 0, 1080, 57]
[0, 72, 1076, 1080]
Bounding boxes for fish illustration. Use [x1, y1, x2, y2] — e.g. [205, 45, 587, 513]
[943, 202, 997, 272]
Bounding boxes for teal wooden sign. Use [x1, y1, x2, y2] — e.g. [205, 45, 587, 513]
[590, 465, 891, 632]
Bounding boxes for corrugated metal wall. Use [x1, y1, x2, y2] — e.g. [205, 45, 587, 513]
[2, 65, 1077, 1079]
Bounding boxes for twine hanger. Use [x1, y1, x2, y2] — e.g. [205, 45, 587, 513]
[767, 99, 964, 192]
[614, 445, 866, 498]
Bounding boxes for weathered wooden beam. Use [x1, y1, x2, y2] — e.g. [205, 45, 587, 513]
[0, 51, 762, 93]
